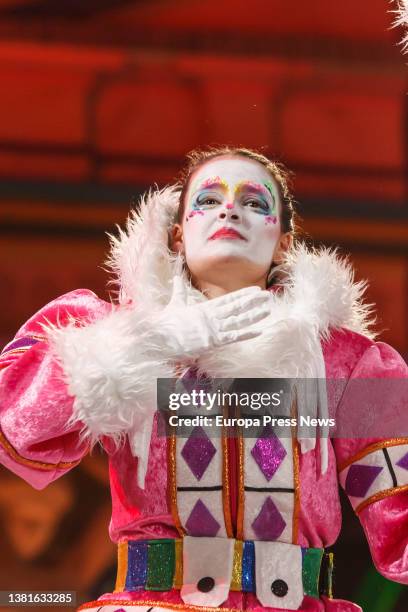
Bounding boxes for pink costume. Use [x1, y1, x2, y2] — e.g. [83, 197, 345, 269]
[0, 187, 407, 612]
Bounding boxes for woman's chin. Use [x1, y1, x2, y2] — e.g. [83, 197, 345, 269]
[188, 254, 267, 283]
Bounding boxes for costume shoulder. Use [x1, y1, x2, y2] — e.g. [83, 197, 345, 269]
[0, 289, 105, 488]
[0, 289, 112, 369]
[331, 329, 408, 585]
[18, 289, 112, 335]
[323, 327, 407, 379]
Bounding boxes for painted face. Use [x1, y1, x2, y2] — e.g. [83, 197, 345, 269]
[180, 156, 283, 283]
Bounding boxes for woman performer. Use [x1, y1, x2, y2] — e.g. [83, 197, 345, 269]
[0, 147, 407, 612]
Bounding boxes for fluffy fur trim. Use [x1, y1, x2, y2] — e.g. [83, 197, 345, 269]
[394, 1, 408, 51]
[106, 185, 186, 309]
[49, 185, 376, 484]
[47, 306, 174, 485]
[195, 243, 375, 380]
[106, 187, 376, 357]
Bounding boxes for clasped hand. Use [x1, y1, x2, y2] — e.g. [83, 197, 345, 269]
[155, 276, 271, 360]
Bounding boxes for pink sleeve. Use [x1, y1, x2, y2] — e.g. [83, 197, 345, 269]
[0, 289, 112, 489]
[333, 340, 408, 584]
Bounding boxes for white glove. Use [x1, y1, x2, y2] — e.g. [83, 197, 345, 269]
[155, 276, 271, 360]
[295, 341, 329, 475]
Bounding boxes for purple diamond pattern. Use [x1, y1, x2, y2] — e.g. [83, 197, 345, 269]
[251, 424, 287, 481]
[345, 464, 383, 498]
[185, 499, 220, 536]
[181, 425, 216, 480]
[396, 452, 408, 471]
[252, 496, 286, 540]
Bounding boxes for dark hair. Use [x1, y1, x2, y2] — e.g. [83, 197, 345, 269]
[177, 146, 297, 234]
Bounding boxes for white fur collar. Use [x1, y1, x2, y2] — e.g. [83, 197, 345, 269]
[107, 184, 375, 379]
[395, 1, 408, 51]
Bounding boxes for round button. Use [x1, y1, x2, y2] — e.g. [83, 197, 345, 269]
[197, 576, 215, 593]
[271, 579, 288, 597]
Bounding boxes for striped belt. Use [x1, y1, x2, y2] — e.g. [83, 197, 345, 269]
[115, 538, 333, 599]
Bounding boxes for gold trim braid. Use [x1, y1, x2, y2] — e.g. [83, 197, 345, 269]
[173, 539, 183, 589]
[221, 415, 234, 538]
[292, 437, 300, 544]
[291, 396, 300, 544]
[0, 428, 82, 471]
[115, 542, 128, 592]
[167, 433, 185, 537]
[338, 439, 408, 472]
[236, 432, 245, 541]
[355, 484, 408, 514]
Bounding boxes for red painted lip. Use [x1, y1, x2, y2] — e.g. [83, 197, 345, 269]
[209, 227, 245, 240]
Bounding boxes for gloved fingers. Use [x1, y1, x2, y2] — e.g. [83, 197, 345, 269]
[213, 289, 270, 319]
[218, 305, 270, 332]
[299, 438, 316, 454]
[218, 327, 263, 345]
[317, 377, 329, 474]
[296, 379, 318, 458]
[211, 285, 264, 308]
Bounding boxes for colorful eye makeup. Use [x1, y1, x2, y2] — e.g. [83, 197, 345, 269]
[265, 215, 277, 225]
[181, 157, 282, 276]
[200, 176, 228, 190]
[264, 181, 276, 197]
[187, 176, 229, 218]
[186, 209, 205, 221]
[234, 181, 276, 218]
[189, 192, 222, 218]
[187, 177, 277, 225]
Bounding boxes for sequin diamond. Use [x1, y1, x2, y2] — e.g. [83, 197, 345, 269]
[344, 464, 383, 497]
[251, 424, 287, 481]
[185, 499, 220, 536]
[251, 496, 286, 540]
[181, 425, 216, 480]
[396, 451, 408, 471]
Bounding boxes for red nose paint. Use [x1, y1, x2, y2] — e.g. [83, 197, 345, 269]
[225, 203, 234, 209]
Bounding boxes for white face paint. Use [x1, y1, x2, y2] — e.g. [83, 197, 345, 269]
[181, 156, 283, 285]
